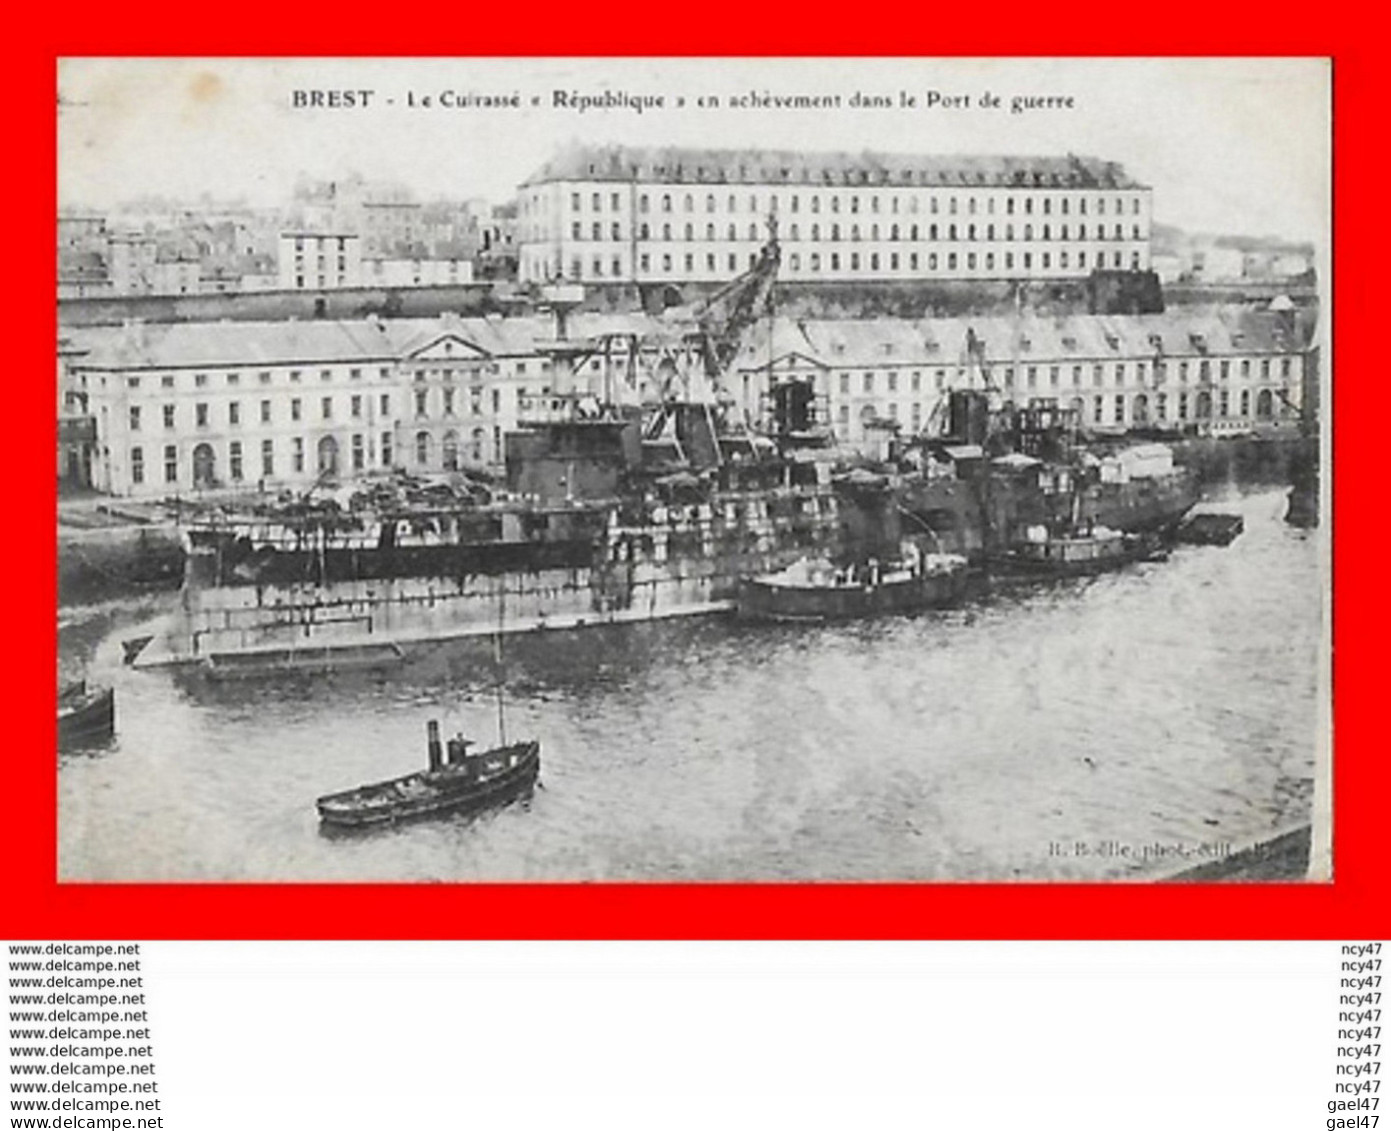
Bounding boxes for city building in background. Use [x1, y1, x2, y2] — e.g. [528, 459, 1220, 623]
[276, 232, 363, 290]
[518, 144, 1154, 285]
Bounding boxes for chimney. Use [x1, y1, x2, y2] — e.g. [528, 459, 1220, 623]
[426, 720, 443, 772]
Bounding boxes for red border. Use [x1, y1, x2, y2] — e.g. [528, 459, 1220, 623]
[13, 16, 1378, 940]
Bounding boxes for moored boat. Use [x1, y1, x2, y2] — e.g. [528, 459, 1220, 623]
[316, 721, 539, 829]
[1176, 512, 1245, 547]
[58, 681, 115, 751]
[990, 525, 1168, 578]
[738, 545, 969, 622]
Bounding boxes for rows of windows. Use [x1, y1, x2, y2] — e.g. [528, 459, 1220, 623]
[120, 354, 1295, 450]
[1062, 388, 1284, 425]
[565, 220, 1147, 243]
[104, 361, 548, 439]
[130, 393, 397, 431]
[810, 384, 1289, 441]
[101, 339, 1297, 492]
[127, 425, 498, 487]
[114, 376, 549, 483]
[982, 356, 1293, 391]
[291, 236, 353, 253]
[122, 384, 533, 433]
[583, 252, 763, 279]
[120, 366, 394, 393]
[95, 348, 1297, 438]
[595, 247, 1147, 279]
[771, 358, 1295, 402]
[561, 189, 1147, 218]
[88, 363, 545, 395]
[293, 255, 349, 272]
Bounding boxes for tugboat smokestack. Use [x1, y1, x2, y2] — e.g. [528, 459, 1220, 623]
[426, 720, 443, 772]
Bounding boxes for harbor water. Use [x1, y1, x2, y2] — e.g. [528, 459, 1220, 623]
[58, 487, 1325, 882]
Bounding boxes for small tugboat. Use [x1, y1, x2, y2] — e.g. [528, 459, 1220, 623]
[737, 543, 969, 622]
[316, 720, 540, 829]
[990, 523, 1168, 578]
[57, 680, 115, 751]
[318, 584, 538, 829]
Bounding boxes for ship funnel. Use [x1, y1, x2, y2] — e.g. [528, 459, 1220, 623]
[426, 720, 443, 772]
[542, 283, 585, 341]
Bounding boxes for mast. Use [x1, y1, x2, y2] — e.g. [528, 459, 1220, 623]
[766, 221, 775, 431]
[494, 580, 507, 746]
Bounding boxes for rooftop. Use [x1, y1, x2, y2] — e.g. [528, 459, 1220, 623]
[522, 144, 1146, 191]
[66, 304, 1310, 376]
[737, 308, 1314, 370]
[68, 312, 666, 371]
[57, 249, 109, 282]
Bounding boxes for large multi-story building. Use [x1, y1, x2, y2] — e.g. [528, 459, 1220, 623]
[728, 307, 1309, 445]
[277, 232, 363, 290]
[65, 314, 609, 498]
[518, 145, 1153, 286]
[65, 303, 1309, 498]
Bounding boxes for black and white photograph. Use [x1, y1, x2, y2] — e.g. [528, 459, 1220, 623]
[55, 56, 1330, 882]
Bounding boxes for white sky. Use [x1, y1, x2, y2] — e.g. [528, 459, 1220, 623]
[58, 57, 1329, 244]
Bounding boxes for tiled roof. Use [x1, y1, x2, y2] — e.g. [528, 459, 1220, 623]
[76, 319, 404, 371]
[68, 305, 1309, 376]
[72, 313, 671, 371]
[736, 308, 1311, 370]
[522, 144, 1145, 190]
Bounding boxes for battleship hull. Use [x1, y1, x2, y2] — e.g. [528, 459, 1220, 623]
[134, 486, 847, 667]
[132, 466, 1198, 668]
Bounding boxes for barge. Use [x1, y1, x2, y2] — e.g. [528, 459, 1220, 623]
[738, 548, 969, 623]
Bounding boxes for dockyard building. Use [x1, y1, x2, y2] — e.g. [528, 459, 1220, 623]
[66, 304, 1311, 498]
[518, 145, 1153, 286]
[66, 313, 665, 498]
[730, 307, 1310, 448]
[68, 317, 514, 497]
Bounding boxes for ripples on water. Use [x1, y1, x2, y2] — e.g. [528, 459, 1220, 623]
[58, 488, 1324, 882]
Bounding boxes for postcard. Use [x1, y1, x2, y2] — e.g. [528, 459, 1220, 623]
[55, 57, 1330, 884]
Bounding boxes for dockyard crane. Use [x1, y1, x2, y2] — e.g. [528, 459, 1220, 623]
[689, 213, 782, 394]
[560, 219, 783, 410]
[923, 324, 1005, 442]
[637, 217, 786, 465]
